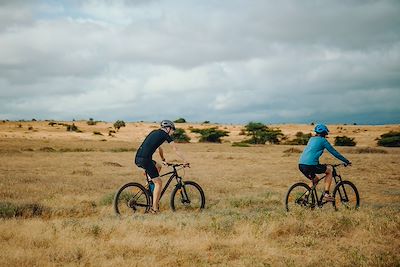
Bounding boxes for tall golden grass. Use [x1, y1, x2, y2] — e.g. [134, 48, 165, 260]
[0, 121, 399, 266]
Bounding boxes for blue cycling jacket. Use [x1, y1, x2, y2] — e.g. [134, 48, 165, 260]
[299, 136, 350, 165]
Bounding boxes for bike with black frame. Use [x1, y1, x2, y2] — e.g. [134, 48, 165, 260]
[113, 162, 205, 216]
[285, 163, 360, 212]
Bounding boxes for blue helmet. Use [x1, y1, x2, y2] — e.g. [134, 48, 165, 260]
[314, 124, 329, 135]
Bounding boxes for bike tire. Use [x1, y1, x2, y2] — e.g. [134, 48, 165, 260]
[332, 180, 360, 210]
[170, 181, 205, 212]
[113, 182, 151, 216]
[285, 182, 315, 212]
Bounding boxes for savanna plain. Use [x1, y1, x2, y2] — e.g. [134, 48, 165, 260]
[0, 121, 399, 266]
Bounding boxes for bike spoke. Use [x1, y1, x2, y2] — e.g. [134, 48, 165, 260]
[333, 181, 359, 210]
[114, 183, 150, 216]
[171, 182, 205, 212]
[286, 183, 314, 212]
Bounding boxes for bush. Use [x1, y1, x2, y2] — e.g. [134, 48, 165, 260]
[0, 202, 48, 219]
[285, 132, 311, 145]
[335, 136, 357, 146]
[113, 120, 126, 131]
[377, 131, 400, 147]
[171, 128, 191, 143]
[243, 122, 284, 144]
[66, 123, 81, 132]
[191, 127, 229, 143]
[87, 118, 97, 125]
[93, 131, 103, 136]
[174, 118, 186, 123]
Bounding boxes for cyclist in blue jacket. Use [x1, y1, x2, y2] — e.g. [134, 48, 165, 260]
[299, 124, 351, 201]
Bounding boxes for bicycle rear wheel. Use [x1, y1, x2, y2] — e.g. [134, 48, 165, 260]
[170, 181, 205, 212]
[113, 182, 151, 216]
[285, 182, 315, 212]
[332, 180, 360, 210]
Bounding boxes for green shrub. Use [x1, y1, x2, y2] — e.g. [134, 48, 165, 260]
[191, 127, 229, 143]
[243, 122, 284, 144]
[87, 118, 97, 125]
[285, 132, 311, 145]
[0, 202, 48, 219]
[377, 131, 400, 147]
[174, 118, 186, 123]
[335, 136, 357, 146]
[171, 128, 191, 143]
[113, 120, 126, 131]
[66, 123, 81, 132]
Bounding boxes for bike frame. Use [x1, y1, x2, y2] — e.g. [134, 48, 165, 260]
[147, 164, 185, 201]
[309, 164, 345, 206]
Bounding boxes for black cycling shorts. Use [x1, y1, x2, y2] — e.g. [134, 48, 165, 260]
[135, 157, 159, 179]
[299, 164, 327, 180]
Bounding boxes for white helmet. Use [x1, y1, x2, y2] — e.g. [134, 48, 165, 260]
[160, 120, 176, 130]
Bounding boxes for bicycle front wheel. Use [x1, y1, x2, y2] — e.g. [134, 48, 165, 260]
[170, 181, 205, 212]
[332, 180, 360, 210]
[285, 182, 314, 212]
[113, 182, 151, 216]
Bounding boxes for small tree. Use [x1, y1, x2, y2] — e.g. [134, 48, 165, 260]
[171, 128, 191, 143]
[87, 118, 97, 125]
[66, 123, 81, 132]
[334, 136, 357, 146]
[285, 132, 312, 145]
[377, 131, 400, 147]
[190, 127, 229, 143]
[174, 118, 186, 123]
[243, 122, 284, 144]
[113, 120, 126, 131]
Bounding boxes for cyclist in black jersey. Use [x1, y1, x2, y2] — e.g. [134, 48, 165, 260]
[134, 120, 188, 213]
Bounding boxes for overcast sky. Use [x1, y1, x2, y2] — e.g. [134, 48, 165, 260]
[0, 0, 399, 124]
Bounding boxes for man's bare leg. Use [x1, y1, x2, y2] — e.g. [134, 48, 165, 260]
[152, 177, 162, 211]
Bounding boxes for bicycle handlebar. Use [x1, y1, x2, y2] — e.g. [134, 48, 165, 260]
[332, 163, 351, 168]
[164, 162, 190, 168]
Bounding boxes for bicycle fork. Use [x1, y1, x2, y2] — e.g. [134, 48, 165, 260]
[176, 179, 191, 205]
[334, 176, 349, 203]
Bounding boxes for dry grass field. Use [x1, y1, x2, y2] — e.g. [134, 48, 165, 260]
[0, 121, 399, 266]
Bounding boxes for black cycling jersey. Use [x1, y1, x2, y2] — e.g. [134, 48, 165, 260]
[135, 129, 173, 159]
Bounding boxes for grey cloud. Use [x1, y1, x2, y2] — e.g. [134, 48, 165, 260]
[0, 0, 399, 123]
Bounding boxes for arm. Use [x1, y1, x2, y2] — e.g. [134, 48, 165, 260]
[170, 141, 187, 163]
[324, 139, 350, 164]
[158, 147, 166, 161]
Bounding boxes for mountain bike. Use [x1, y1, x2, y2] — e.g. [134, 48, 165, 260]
[285, 163, 360, 212]
[113, 163, 205, 216]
